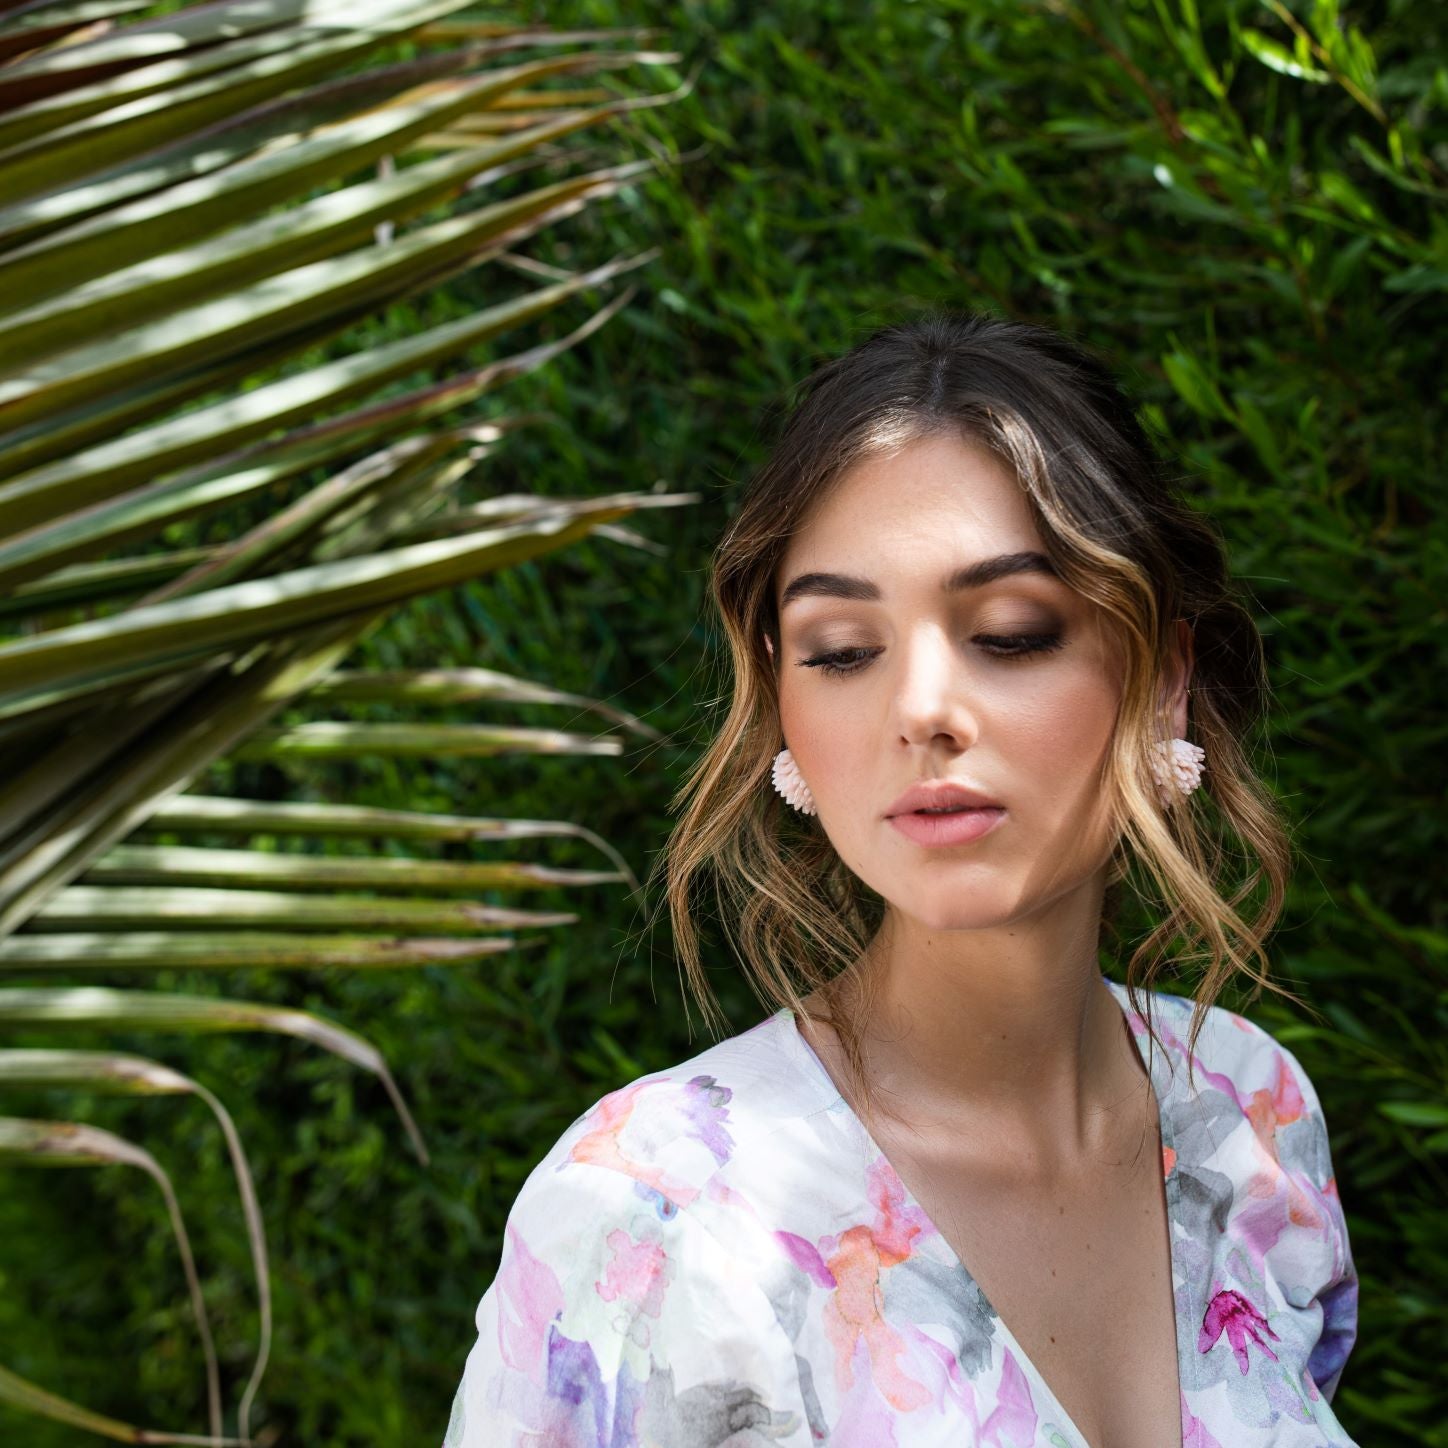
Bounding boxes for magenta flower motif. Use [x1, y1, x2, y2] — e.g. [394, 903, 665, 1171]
[1198, 1288, 1281, 1372]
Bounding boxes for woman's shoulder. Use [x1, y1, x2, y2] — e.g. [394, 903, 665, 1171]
[450, 1014, 815, 1446]
[1110, 974, 1341, 1189]
[516, 1006, 830, 1223]
[1111, 973, 1328, 1101]
[1111, 977, 1358, 1404]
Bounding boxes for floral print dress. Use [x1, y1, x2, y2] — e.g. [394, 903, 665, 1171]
[443, 974, 1359, 1446]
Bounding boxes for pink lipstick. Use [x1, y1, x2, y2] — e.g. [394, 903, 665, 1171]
[884, 778, 1006, 848]
[888, 807, 1005, 847]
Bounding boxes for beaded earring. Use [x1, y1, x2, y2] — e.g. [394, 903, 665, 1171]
[770, 747, 817, 816]
[1150, 737, 1206, 807]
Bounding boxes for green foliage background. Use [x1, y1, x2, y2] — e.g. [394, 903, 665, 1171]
[1, 0, 1442, 1442]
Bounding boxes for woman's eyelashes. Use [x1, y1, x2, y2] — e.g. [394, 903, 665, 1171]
[798, 645, 879, 678]
[798, 632, 1065, 678]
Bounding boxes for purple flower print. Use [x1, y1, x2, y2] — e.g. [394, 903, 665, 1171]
[1199, 1288, 1281, 1373]
[680, 1073, 735, 1164]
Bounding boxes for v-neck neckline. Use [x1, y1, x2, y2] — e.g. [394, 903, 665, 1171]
[775, 973, 1189, 1448]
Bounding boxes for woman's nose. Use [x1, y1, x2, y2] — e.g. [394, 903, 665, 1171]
[893, 625, 978, 748]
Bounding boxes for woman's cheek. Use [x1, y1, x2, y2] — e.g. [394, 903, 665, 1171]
[1028, 686, 1122, 855]
[784, 704, 848, 807]
[1014, 657, 1115, 755]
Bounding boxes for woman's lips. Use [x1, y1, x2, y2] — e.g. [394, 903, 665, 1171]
[888, 806, 1006, 847]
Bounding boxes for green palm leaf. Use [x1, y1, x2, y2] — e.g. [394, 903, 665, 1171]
[0, 987, 429, 1160]
[0, 1050, 273, 1437]
[0, 931, 523, 967]
[0, 1361, 244, 1445]
[0, 1, 685, 1437]
[8, 108, 636, 365]
[0, 1117, 225, 1436]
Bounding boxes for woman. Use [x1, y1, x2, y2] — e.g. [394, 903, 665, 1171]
[443, 311, 1359, 1447]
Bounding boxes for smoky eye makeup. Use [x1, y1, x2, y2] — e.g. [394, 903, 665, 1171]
[783, 573, 1073, 642]
[795, 628, 1068, 678]
[793, 607, 1065, 653]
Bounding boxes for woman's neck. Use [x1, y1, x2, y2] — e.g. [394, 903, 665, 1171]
[796, 879, 1153, 1173]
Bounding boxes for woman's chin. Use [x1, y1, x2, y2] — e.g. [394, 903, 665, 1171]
[884, 893, 1021, 935]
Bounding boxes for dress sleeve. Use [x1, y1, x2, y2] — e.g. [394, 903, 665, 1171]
[1275, 1039, 1360, 1404]
[441, 1155, 807, 1447]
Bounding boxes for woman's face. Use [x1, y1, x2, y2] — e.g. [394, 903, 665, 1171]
[771, 430, 1129, 933]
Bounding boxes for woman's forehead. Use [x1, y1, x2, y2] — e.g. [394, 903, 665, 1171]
[778, 444, 1045, 596]
[794, 435, 1028, 535]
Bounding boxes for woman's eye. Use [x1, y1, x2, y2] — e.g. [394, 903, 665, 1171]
[798, 633, 1064, 679]
[976, 632, 1065, 659]
[799, 646, 879, 678]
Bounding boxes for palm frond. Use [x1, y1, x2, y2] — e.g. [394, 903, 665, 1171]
[0, 0, 684, 1435]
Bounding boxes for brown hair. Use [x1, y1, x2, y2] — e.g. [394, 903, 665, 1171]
[652, 308, 1304, 1131]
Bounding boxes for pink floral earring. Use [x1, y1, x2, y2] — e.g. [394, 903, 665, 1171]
[1150, 737, 1206, 807]
[771, 747, 817, 816]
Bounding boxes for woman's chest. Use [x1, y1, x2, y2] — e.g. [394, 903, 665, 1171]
[888, 1129, 1185, 1448]
[740, 1116, 1354, 1446]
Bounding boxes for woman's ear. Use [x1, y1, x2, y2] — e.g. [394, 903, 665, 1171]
[764, 633, 775, 662]
[1161, 619, 1196, 739]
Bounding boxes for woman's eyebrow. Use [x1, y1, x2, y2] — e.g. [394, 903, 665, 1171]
[779, 551, 1058, 609]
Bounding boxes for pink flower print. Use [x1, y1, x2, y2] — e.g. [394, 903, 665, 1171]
[1198, 1288, 1281, 1372]
[566, 1080, 701, 1208]
[776, 1229, 838, 1288]
[597, 1227, 670, 1316]
[596, 1226, 672, 1347]
[863, 1155, 932, 1267]
[495, 1220, 565, 1371]
[1181, 1390, 1227, 1448]
[1243, 1054, 1307, 1166]
[980, 1347, 1038, 1446]
[823, 1224, 931, 1413]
